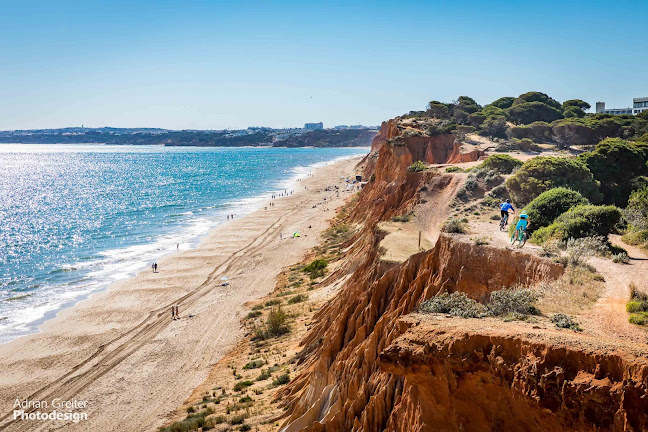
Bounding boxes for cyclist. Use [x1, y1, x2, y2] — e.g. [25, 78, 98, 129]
[499, 199, 515, 226]
[512, 212, 530, 245]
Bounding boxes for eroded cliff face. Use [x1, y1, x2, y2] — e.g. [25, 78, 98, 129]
[360, 117, 484, 180]
[381, 316, 648, 432]
[277, 232, 563, 432]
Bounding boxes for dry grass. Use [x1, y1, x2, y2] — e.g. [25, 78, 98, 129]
[536, 265, 604, 315]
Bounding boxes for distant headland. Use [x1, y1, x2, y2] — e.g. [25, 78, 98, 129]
[0, 124, 379, 147]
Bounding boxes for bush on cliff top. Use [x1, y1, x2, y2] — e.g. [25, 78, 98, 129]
[480, 154, 523, 174]
[407, 160, 428, 172]
[420, 288, 540, 319]
[522, 188, 590, 234]
[579, 138, 648, 206]
[532, 204, 621, 244]
[505, 156, 602, 205]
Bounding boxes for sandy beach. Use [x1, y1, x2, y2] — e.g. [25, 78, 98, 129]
[0, 156, 363, 432]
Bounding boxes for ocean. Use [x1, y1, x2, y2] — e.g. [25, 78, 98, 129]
[0, 144, 368, 344]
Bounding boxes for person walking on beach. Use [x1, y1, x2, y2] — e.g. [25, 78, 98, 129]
[171, 306, 176, 320]
[152, 263, 155, 273]
[154, 263, 158, 273]
[174, 305, 179, 319]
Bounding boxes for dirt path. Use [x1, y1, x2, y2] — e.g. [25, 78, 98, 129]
[586, 235, 648, 344]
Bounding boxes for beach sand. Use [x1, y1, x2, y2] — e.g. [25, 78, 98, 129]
[0, 156, 363, 432]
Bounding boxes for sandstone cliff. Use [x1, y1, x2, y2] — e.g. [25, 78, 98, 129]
[275, 124, 562, 431]
[381, 316, 648, 432]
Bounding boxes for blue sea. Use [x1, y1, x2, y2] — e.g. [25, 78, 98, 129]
[0, 144, 368, 344]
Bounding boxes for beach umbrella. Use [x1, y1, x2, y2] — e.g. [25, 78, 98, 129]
[293, 232, 300, 238]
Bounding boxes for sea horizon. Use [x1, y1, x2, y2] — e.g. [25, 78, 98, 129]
[0, 144, 368, 344]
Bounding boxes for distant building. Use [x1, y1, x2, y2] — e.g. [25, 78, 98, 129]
[596, 97, 648, 115]
[304, 122, 323, 130]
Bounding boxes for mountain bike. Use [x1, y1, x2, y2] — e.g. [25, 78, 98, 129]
[499, 212, 509, 231]
[511, 228, 527, 248]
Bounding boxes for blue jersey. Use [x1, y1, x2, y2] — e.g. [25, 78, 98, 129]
[500, 202, 513, 212]
[516, 219, 528, 230]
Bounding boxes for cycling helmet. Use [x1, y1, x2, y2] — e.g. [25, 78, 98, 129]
[506, 199, 511, 203]
[519, 212, 528, 219]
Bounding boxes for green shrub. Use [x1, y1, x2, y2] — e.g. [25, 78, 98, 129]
[488, 96, 515, 109]
[288, 294, 308, 304]
[441, 218, 466, 233]
[256, 368, 271, 381]
[266, 307, 289, 337]
[522, 188, 589, 233]
[445, 166, 465, 173]
[272, 373, 291, 387]
[579, 139, 648, 205]
[628, 312, 648, 326]
[505, 156, 602, 205]
[507, 121, 553, 142]
[625, 187, 648, 230]
[487, 288, 540, 316]
[513, 91, 562, 110]
[228, 414, 246, 425]
[391, 213, 411, 222]
[408, 161, 428, 172]
[496, 137, 542, 152]
[481, 154, 523, 174]
[242, 360, 264, 370]
[240, 425, 252, 432]
[551, 314, 582, 331]
[533, 205, 621, 243]
[622, 230, 648, 246]
[563, 236, 608, 266]
[245, 311, 262, 320]
[233, 381, 254, 392]
[419, 292, 487, 318]
[626, 301, 647, 313]
[612, 252, 630, 264]
[264, 299, 281, 307]
[507, 101, 563, 125]
[487, 184, 508, 199]
[303, 258, 328, 279]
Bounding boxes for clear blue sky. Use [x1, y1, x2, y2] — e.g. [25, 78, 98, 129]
[1, 0, 646, 130]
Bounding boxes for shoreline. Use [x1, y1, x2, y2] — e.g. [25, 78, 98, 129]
[0, 149, 367, 346]
[0, 155, 364, 432]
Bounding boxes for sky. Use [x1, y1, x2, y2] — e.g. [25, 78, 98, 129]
[0, 0, 646, 131]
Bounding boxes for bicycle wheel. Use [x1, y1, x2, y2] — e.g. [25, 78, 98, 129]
[520, 231, 527, 247]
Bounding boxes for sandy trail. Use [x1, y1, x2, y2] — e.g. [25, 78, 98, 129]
[0, 157, 363, 432]
[586, 235, 648, 343]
